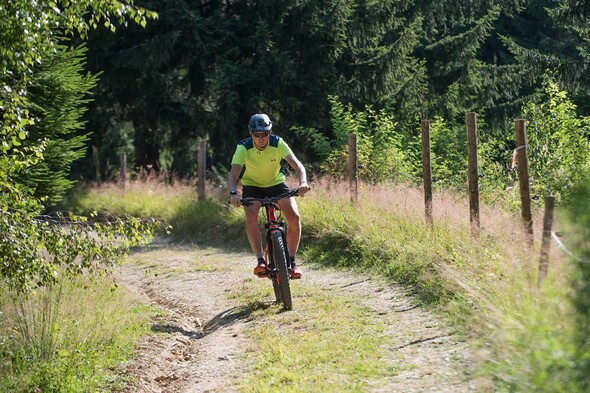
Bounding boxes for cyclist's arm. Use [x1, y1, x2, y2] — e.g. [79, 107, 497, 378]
[284, 153, 310, 196]
[228, 164, 243, 206]
[228, 164, 243, 193]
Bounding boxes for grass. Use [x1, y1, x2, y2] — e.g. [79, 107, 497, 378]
[484, 273, 579, 392]
[228, 278, 401, 392]
[300, 181, 518, 310]
[60, 176, 584, 391]
[299, 180, 583, 391]
[0, 275, 155, 392]
[64, 176, 247, 246]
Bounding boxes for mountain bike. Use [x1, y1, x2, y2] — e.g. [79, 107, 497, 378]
[241, 189, 299, 310]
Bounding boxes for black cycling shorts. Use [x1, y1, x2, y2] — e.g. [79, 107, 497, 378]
[242, 183, 291, 199]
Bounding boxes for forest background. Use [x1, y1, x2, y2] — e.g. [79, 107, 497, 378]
[23, 0, 590, 199]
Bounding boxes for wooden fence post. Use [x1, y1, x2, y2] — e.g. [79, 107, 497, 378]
[348, 133, 359, 203]
[421, 120, 433, 226]
[538, 196, 555, 286]
[465, 112, 480, 235]
[198, 139, 207, 200]
[515, 119, 534, 246]
[119, 152, 127, 191]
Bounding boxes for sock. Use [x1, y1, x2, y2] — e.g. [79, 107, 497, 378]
[289, 256, 296, 268]
[257, 256, 265, 265]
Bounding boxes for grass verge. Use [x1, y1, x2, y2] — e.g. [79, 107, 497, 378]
[64, 178, 247, 247]
[0, 275, 154, 392]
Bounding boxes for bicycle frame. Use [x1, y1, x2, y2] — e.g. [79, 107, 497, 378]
[263, 201, 290, 274]
[241, 189, 299, 309]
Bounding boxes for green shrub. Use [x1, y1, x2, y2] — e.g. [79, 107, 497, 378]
[523, 77, 590, 201]
[567, 172, 590, 389]
[295, 96, 414, 183]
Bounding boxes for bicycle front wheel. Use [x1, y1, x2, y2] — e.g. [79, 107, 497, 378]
[271, 230, 292, 310]
[267, 245, 282, 304]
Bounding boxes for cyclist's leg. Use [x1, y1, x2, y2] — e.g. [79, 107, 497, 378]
[244, 203, 263, 257]
[278, 197, 301, 258]
[278, 196, 303, 278]
[245, 202, 268, 277]
[253, 183, 301, 257]
[242, 185, 266, 269]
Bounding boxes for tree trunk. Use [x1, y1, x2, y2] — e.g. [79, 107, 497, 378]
[133, 112, 160, 173]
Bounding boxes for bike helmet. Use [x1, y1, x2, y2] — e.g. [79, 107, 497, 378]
[248, 113, 273, 132]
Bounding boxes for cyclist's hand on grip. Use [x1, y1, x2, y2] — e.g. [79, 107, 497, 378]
[298, 183, 311, 197]
[229, 193, 241, 207]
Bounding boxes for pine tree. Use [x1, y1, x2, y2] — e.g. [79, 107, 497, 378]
[493, 0, 590, 114]
[13, 44, 97, 206]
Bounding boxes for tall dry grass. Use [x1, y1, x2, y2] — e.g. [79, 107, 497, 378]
[66, 175, 579, 391]
[300, 178, 576, 391]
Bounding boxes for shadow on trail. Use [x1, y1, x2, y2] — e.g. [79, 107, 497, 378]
[202, 301, 269, 336]
[149, 301, 270, 339]
[132, 232, 249, 255]
[151, 323, 203, 339]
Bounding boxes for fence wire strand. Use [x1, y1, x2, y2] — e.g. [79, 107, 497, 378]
[551, 231, 588, 263]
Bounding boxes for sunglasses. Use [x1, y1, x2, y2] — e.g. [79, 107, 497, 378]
[251, 131, 270, 138]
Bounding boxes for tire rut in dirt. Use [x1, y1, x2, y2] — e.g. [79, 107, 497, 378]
[114, 255, 253, 393]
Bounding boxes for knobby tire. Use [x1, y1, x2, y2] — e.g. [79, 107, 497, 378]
[271, 231, 292, 310]
[265, 245, 282, 303]
[272, 277, 282, 304]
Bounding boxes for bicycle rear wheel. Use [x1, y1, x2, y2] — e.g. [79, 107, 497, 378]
[271, 230, 292, 310]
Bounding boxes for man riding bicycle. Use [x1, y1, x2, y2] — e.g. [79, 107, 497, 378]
[228, 113, 310, 279]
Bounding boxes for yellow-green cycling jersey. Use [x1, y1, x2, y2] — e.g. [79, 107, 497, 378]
[230, 134, 293, 187]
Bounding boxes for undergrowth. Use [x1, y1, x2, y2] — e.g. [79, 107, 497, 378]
[62, 176, 585, 392]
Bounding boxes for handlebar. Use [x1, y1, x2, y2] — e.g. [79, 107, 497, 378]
[240, 189, 300, 207]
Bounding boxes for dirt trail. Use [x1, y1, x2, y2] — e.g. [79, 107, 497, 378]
[113, 245, 481, 392]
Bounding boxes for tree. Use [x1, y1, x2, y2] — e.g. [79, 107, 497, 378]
[1, 0, 156, 145]
[409, 1, 532, 124]
[12, 44, 97, 206]
[297, 96, 415, 183]
[83, 0, 212, 176]
[1, 0, 159, 294]
[77, 0, 590, 183]
[495, 0, 590, 114]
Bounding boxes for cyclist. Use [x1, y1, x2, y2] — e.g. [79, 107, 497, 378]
[228, 113, 310, 279]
